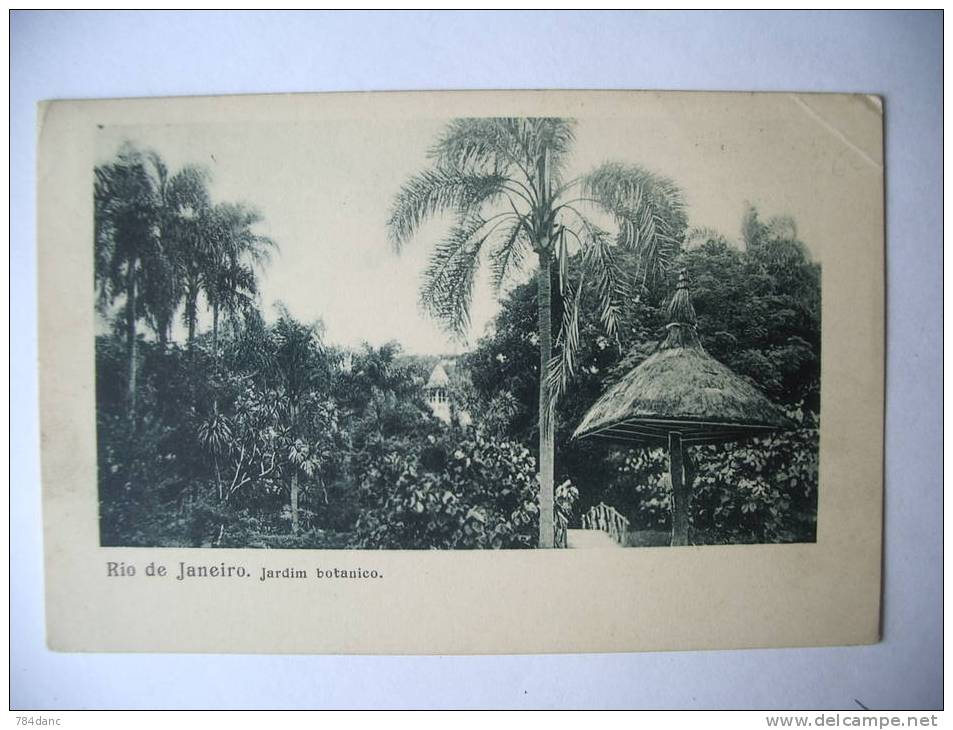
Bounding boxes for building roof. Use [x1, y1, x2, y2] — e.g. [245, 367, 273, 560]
[573, 271, 794, 445]
[426, 362, 450, 389]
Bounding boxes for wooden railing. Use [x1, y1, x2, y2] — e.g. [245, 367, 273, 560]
[581, 502, 630, 546]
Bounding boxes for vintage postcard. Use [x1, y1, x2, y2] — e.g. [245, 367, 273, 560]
[37, 90, 884, 653]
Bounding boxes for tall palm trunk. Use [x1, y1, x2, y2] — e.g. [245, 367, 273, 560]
[125, 258, 138, 419]
[537, 249, 555, 548]
[211, 298, 219, 354]
[290, 471, 300, 535]
[289, 403, 300, 535]
[535, 144, 557, 549]
[185, 282, 199, 348]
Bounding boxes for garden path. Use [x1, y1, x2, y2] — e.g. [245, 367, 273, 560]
[566, 529, 624, 549]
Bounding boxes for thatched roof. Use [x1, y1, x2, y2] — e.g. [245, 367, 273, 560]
[426, 362, 450, 389]
[574, 271, 794, 445]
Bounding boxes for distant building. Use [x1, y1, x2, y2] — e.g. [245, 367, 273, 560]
[424, 360, 471, 428]
[425, 362, 452, 423]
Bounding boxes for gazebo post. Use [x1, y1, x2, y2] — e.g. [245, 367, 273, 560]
[669, 431, 689, 546]
[573, 271, 794, 549]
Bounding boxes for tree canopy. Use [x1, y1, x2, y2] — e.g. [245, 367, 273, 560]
[462, 203, 821, 543]
[95, 138, 819, 550]
[388, 116, 688, 547]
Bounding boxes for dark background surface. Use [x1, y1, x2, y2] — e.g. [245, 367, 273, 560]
[10, 10, 941, 709]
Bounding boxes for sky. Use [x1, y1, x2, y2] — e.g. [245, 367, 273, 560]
[95, 93, 872, 355]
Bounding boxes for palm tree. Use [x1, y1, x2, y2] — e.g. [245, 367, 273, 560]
[161, 166, 213, 349]
[268, 313, 326, 535]
[741, 203, 812, 269]
[203, 202, 275, 354]
[94, 142, 167, 418]
[388, 118, 686, 547]
[142, 164, 211, 347]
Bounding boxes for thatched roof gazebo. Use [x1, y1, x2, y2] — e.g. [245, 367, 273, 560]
[573, 270, 794, 546]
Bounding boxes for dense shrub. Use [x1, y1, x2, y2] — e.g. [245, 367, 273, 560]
[462, 209, 822, 545]
[604, 404, 818, 544]
[692, 406, 819, 544]
[96, 200, 820, 549]
[354, 432, 578, 549]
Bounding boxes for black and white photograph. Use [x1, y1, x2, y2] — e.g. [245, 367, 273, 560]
[36, 88, 884, 657]
[94, 110, 820, 552]
[15, 9, 939, 712]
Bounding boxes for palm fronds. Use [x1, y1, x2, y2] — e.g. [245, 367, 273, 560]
[581, 161, 687, 287]
[684, 226, 730, 250]
[488, 217, 533, 292]
[431, 117, 576, 183]
[387, 166, 509, 250]
[390, 117, 689, 425]
[419, 213, 506, 338]
[582, 227, 627, 341]
[430, 118, 526, 172]
[198, 404, 234, 456]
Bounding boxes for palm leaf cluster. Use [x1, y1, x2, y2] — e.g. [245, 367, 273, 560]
[388, 116, 688, 548]
[95, 142, 276, 354]
[387, 117, 687, 402]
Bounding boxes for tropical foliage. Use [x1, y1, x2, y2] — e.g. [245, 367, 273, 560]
[605, 403, 818, 544]
[463, 203, 821, 544]
[93, 137, 572, 548]
[96, 314, 576, 548]
[388, 117, 687, 546]
[355, 432, 578, 549]
[95, 136, 819, 550]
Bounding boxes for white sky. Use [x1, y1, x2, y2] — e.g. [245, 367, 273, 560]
[96, 95, 863, 355]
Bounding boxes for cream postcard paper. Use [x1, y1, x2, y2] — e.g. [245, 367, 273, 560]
[38, 90, 883, 653]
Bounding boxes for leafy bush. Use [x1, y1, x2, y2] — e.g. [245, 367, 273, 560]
[354, 432, 578, 549]
[692, 405, 818, 544]
[603, 447, 671, 532]
[605, 404, 818, 544]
